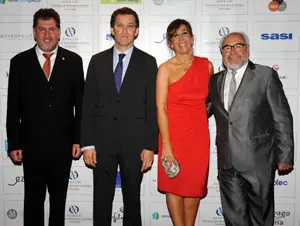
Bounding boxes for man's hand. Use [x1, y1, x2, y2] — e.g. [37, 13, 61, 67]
[9, 149, 23, 164]
[83, 149, 97, 167]
[277, 162, 293, 175]
[72, 144, 82, 159]
[141, 149, 154, 172]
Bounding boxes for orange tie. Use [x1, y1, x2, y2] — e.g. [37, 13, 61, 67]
[42, 53, 54, 79]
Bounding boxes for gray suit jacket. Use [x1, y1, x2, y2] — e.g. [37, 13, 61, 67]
[207, 61, 294, 172]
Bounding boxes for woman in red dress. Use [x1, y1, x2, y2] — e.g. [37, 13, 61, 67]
[156, 19, 214, 226]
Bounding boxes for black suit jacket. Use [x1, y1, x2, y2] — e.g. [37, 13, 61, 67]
[81, 46, 158, 156]
[6, 46, 85, 159]
[208, 61, 294, 172]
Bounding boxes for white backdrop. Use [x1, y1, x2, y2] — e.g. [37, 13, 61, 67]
[0, 0, 299, 225]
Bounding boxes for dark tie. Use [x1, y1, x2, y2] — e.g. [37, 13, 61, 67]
[228, 70, 237, 110]
[114, 53, 126, 93]
[43, 53, 54, 80]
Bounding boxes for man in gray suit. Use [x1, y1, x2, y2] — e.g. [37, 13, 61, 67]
[208, 32, 294, 226]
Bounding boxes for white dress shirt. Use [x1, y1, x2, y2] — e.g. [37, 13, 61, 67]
[224, 62, 248, 111]
[35, 45, 58, 81]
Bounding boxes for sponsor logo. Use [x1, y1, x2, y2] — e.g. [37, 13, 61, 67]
[0, 0, 6, 4]
[272, 64, 279, 71]
[7, 209, 18, 219]
[274, 179, 288, 186]
[152, 212, 159, 220]
[0, 33, 33, 40]
[7, 0, 40, 2]
[65, 27, 76, 37]
[151, 211, 170, 219]
[268, 0, 287, 12]
[69, 171, 79, 180]
[106, 34, 113, 40]
[153, 0, 163, 5]
[216, 207, 224, 217]
[4, 139, 8, 152]
[261, 33, 293, 40]
[112, 206, 124, 223]
[218, 26, 230, 37]
[69, 205, 80, 214]
[274, 210, 290, 224]
[8, 176, 24, 186]
[154, 33, 167, 44]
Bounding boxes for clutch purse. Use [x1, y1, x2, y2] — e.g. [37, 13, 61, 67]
[161, 156, 180, 179]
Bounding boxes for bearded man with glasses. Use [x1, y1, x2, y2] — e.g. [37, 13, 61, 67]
[207, 32, 294, 226]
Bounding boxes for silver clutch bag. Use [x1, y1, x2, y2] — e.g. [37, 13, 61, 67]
[161, 156, 180, 179]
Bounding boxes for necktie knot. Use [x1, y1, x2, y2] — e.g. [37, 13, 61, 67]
[118, 53, 125, 62]
[43, 53, 54, 59]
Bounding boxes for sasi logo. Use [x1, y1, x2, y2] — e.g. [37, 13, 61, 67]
[69, 205, 79, 214]
[268, 0, 287, 12]
[216, 207, 224, 217]
[7, 209, 18, 219]
[65, 27, 76, 37]
[69, 170, 79, 180]
[152, 212, 159, 220]
[261, 33, 293, 40]
[218, 26, 230, 37]
[0, 0, 5, 4]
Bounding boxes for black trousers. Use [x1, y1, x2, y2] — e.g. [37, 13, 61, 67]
[218, 168, 275, 226]
[93, 151, 143, 226]
[23, 156, 72, 226]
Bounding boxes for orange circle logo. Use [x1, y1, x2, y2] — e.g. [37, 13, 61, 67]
[269, 1, 279, 11]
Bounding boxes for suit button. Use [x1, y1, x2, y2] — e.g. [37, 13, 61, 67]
[229, 122, 233, 125]
[49, 86, 53, 90]
[48, 104, 52, 108]
[113, 117, 117, 120]
[116, 99, 120, 103]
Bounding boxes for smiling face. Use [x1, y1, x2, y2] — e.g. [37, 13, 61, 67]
[33, 18, 60, 53]
[110, 14, 139, 52]
[221, 33, 249, 70]
[169, 24, 194, 55]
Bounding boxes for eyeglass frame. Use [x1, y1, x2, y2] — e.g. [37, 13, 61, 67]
[221, 43, 248, 53]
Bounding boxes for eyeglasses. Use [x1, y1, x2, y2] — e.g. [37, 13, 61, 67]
[114, 23, 136, 30]
[222, 43, 248, 53]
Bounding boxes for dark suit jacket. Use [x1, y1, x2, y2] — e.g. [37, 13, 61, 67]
[6, 46, 85, 159]
[208, 61, 294, 172]
[81, 46, 158, 157]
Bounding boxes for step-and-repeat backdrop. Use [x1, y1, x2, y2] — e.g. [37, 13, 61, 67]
[0, 0, 299, 225]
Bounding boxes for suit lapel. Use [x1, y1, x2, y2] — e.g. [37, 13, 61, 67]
[216, 70, 226, 107]
[119, 46, 139, 95]
[230, 61, 256, 110]
[50, 47, 65, 82]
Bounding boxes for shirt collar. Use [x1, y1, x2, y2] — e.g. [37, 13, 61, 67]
[35, 44, 58, 57]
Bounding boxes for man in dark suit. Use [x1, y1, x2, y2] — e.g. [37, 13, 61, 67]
[207, 32, 294, 226]
[6, 8, 84, 226]
[81, 7, 158, 226]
